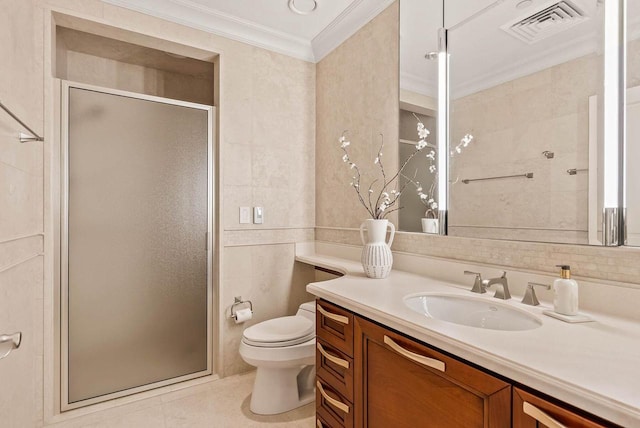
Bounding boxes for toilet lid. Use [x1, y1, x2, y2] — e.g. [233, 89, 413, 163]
[243, 316, 315, 348]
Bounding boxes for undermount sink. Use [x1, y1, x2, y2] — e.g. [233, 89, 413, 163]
[404, 293, 542, 331]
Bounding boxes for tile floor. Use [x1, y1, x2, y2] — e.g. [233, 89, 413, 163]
[49, 371, 315, 428]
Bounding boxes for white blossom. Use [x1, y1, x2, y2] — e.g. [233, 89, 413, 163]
[417, 122, 430, 140]
[342, 154, 349, 163]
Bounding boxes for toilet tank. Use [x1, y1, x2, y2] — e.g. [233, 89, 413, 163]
[296, 301, 316, 324]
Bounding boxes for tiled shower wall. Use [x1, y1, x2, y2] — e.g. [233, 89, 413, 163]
[449, 53, 599, 244]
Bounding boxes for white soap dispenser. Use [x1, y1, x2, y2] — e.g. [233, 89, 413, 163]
[553, 265, 579, 316]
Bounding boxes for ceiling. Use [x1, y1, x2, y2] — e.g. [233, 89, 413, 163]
[101, 0, 396, 62]
[101, 0, 639, 98]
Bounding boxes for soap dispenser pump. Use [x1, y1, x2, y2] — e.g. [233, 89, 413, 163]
[553, 265, 579, 316]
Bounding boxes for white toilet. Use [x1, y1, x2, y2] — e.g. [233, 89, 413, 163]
[239, 301, 316, 415]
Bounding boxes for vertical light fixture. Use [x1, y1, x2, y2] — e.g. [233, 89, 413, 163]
[602, 0, 625, 245]
[437, 27, 449, 234]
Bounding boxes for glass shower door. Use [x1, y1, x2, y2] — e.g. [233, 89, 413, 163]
[63, 84, 212, 408]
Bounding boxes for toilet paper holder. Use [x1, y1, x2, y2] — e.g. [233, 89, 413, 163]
[229, 296, 253, 319]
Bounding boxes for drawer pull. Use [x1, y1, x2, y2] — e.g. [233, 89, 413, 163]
[523, 402, 567, 428]
[317, 305, 349, 325]
[317, 342, 349, 369]
[383, 335, 445, 372]
[317, 380, 349, 414]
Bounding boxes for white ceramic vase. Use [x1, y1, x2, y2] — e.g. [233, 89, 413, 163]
[421, 218, 439, 234]
[359, 219, 395, 279]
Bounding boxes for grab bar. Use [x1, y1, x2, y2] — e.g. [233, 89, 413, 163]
[462, 172, 533, 184]
[0, 332, 22, 360]
[0, 100, 43, 143]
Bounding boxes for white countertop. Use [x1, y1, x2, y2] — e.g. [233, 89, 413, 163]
[299, 252, 640, 427]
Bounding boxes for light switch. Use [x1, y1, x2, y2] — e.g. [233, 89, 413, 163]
[253, 207, 264, 224]
[239, 206, 251, 224]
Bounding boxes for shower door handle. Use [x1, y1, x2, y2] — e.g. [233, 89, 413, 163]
[0, 332, 22, 360]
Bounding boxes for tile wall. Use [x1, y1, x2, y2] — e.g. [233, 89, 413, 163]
[0, 0, 45, 426]
[315, 2, 400, 229]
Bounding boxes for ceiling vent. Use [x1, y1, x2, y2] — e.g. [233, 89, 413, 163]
[501, 0, 588, 44]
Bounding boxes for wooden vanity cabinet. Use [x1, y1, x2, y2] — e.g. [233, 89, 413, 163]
[314, 299, 617, 428]
[354, 315, 511, 428]
[513, 387, 613, 428]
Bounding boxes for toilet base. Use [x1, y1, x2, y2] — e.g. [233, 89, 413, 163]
[249, 365, 316, 415]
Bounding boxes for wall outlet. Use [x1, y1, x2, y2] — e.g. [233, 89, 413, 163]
[239, 206, 251, 224]
[253, 207, 264, 224]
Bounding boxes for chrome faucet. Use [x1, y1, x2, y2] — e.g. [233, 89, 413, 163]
[483, 271, 511, 300]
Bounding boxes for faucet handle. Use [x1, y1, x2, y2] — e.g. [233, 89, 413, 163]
[464, 271, 485, 293]
[522, 282, 551, 306]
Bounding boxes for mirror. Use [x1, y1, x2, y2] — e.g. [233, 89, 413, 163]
[446, 0, 606, 245]
[398, 0, 443, 233]
[626, 1, 640, 246]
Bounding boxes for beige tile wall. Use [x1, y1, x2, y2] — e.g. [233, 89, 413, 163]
[449, 53, 599, 244]
[59, 50, 215, 105]
[316, 2, 400, 229]
[316, 228, 640, 285]
[0, 1, 45, 426]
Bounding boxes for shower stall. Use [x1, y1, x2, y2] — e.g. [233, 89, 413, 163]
[60, 82, 214, 409]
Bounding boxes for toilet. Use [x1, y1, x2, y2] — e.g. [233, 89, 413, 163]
[239, 301, 316, 415]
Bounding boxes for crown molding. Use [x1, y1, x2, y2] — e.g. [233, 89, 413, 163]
[101, 0, 315, 61]
[100, 0, 394, 63]
[311, 0, 396, 62]
[452, 33, 598, 99]
[400, 70, 437, 98]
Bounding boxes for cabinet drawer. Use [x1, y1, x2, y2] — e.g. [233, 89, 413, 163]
[316, 300, 353, 357]
[316, 338, 354, 402]
[316, 378, 353, 428]
[355, 316, 511, 427]
[513, 387, 616, 428]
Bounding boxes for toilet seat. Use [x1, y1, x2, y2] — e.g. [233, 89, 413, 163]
[242, 316, 315, 348]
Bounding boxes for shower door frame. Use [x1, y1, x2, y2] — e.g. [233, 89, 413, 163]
[59, 81, 215, 411]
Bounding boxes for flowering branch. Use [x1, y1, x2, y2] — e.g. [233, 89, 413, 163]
[340, 120, 431, 219]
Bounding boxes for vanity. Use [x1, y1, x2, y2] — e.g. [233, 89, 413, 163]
[298, 248, 640, 428]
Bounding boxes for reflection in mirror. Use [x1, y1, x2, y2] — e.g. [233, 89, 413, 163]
[398, 0, 443, 233]
[626, 1, 640, 246]
[447, 0, 605, 245]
